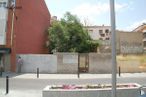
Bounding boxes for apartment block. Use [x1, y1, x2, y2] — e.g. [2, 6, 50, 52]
[85, 25, 111, 40]
[133, 23, 146, 51]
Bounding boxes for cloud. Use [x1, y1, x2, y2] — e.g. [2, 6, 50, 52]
[115, 3, 128, 12]
[126, 19, 146, 31]
[71, 3, 108, 16]
[70, 2, 128, 25]
[71, 2, 128, 17]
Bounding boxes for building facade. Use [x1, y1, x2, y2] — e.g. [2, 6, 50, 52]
[133, 23, 146, 52]
[0, 0, 51, 72]
[117, 31, 143, 54]
[98, 31, 143, 54]
[85, 25, 111, 40]
[85, 25, 143, 54]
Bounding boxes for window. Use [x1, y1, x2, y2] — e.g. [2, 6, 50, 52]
[144, 41, 146, 47]
[89, 30, 93, 33]
[105, 37, 110, 40]
[0, 2, 7, 8]
[100, 33, 105, 37]
[99, 30, 103, 34]
[143, 32, 146, 38]
[105, 29, 109, 33]
[0, 1, 8, 45]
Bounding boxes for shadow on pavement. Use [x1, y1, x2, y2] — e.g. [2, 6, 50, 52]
[0, 72, 24, 78]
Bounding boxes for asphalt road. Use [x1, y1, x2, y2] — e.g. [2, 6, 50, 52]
[0, 77, 146, 90]
[0, 77, 146, 97]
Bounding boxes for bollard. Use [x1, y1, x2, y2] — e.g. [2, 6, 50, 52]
[0, 71, 2, 77]
[6, 76, 9, 94]
[119, 66, 121, 77]
[0, 68, 2, 77]
[37, 68, 39, 78]
[78, 70, 80, 78]
[77, 54, 80, 78]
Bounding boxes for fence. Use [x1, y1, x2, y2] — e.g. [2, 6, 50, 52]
[18, 53, 146, 74]
[18, 54, 57, 73]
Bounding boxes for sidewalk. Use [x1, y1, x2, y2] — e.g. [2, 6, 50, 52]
[0, 72, 146, 97]
[0, 89, 41, 97]
[1, 72, 146, 79]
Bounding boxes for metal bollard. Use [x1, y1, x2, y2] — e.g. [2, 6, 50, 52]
[6, 76, 9, 94]
[78, 55, 80, 78]
[0, 68, 2, 77]
[119, 66, 121, 77]
[37, 68, 39, 78]
[78, 70, 80, 78]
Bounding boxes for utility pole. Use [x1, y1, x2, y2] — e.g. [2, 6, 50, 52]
[9, 0, 22, 46]
[10, 6, 15, 47]
[110, 0, 117, 97]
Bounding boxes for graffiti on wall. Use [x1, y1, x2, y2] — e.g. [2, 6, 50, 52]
[120, 41, 143, 54]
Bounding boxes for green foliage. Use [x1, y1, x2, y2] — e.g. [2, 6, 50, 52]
[48, 12, 99, 53]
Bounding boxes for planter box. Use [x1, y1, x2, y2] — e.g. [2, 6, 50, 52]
[43, 83, 141, 97]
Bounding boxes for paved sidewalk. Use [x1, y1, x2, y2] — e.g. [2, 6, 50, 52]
[0, 89, 41, 97]
[0, 72, 146, 97]
[12, 73, 146, 79]
[1, 72, 146, 79]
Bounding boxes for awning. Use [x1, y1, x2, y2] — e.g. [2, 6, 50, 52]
[0, 48, 11, 54]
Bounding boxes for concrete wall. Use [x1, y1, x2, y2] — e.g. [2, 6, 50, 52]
[118, 32, 143, 54]
[55, 53, 78, 74]
[89, 53, 112, 73]
[117, 55, 146, 73]
[117, 60, 140, 73]
[98, 31, 143, 54]
[89, 54, 146, 73]
[19, 54, 57, 73]
[15, 53, 146, 74]
[3, 54, 11, 71]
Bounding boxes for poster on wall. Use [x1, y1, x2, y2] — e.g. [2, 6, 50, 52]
[63, 54, 78, 64]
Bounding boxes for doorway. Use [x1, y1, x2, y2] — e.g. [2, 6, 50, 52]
[78, 53, 89, 73]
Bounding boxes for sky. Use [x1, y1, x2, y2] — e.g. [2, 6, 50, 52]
[45, 0, 146, 31]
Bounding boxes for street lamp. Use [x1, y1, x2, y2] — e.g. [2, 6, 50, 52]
[109, 0, 117, 97]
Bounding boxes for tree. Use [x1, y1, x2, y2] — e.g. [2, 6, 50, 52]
[48, 12, 99, 53]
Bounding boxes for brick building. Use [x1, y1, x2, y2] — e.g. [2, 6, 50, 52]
[0, 0, 51, 72]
